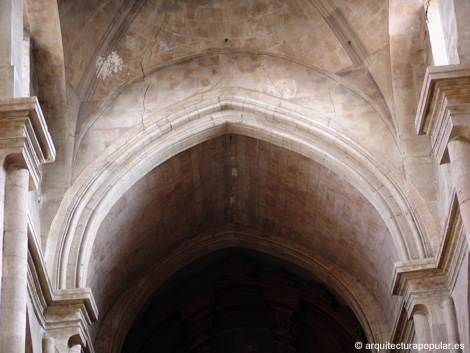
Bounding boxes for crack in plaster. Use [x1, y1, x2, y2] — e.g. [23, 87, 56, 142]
[148, 28, 161, 61]
[328, 79, 337, 120]
[141, 83, 151, 129]
[200, 55, 231, 103]
[261, 59, 284, 99]
[139, 16, 166, 82]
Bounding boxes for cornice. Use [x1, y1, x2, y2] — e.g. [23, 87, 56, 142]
[392, 257, 449, 319]
[0, 97, 56, 189]
[26, 218, 97, 352]
[415, 63, 470, 164]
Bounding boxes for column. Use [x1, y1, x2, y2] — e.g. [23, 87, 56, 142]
[0, 0, 24, 98]
[68, 344, 83, 353]
[0, 166, 29, 353]
[0, 97, 55, 352]
[392, 261, 463, 351]
[0, 164, 6, 331]
[448, 138, 470, 246]
[43, 334, 56, 353]
[415, 64, 470, 248]
[443, 297, 462, 353]
[413, 310, 432, 347]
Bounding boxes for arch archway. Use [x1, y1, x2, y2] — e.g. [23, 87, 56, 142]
[57, 128, 433, 352]
[46, 96, 434, 292]
[93, 233, 389, 353]
[120, 249, 370, 353]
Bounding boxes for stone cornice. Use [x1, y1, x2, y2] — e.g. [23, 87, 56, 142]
[26, 217, 97, 352]
[415, 63, 470, 164]
[0, 97, 56, 189]
[389, 195, 467, 345]
[391, 258, 449, 317]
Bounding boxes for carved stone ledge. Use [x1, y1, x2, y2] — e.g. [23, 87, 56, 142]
[392, 258, 449, 317]
[27, 219, 98, 353]
[0, 97, 56, 189]
[415, 63, 470, 164]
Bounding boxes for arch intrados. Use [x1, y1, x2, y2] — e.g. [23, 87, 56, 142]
[48, 94, 432, 290]
[94, 229, 390, 353]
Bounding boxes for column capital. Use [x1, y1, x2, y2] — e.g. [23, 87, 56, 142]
[27, 219, 98, 352]
[0, 96, 55, 189]
[415, 63, 470, 164]
[45, 290, 97, 353]
[392, 258, 449, 317]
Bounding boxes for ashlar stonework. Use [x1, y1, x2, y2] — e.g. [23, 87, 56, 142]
[0, 1, 469, 352]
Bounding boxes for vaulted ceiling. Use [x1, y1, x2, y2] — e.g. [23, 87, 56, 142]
[36, 1, 437, 352]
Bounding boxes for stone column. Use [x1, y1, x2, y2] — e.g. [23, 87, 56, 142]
[447, 138, 470, 246]
[0, 164, 6, 328]
[68, 344, 83, 353]
[438, 0, 470, 64]
[43, 334, 56, 353]
[0, 166, 29, 353]
[443, 296, 462, 353]
[0, 97, 55, 352]
[415, 64, 470, 248]
[0, 0, 24, 98]
[412, 310, 432, 347]
[42, 287, 98, 353]
[392, 260, 463, 350]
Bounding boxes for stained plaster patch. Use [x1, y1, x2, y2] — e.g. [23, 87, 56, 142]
[96, 51, 125, 80]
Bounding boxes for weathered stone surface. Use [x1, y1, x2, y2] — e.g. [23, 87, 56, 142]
[1, 1, 470, 353]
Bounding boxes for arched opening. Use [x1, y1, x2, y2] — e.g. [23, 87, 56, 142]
[84, 133, 409, 352]
[121, 249, 370, 353]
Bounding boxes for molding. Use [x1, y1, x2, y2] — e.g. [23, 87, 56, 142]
[389, 195, 468, 342]
[389, 301, 415, 353]
[26, 217, 97, 352]
[391, 257, 449, 318]
[0, 97, 56, 189]
[51, 93, 432, 290]
[436, 194, 468, 292]
[415, 63, 470, 164]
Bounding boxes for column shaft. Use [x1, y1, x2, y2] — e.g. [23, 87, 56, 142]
[0, 0, 24, 98]
[0, 162, 6, 332]
[443, 297, 462, 353]
[448, 138, 470, 247]
[413, 311, 433, 347]
[43, 335, 56, 353]
[0, 167, 30, 353]
[68, 344, 82, 353]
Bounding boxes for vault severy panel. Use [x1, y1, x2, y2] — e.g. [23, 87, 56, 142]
[88, 134, 399, 329]
[58, 0, 128, 87]
[339, 0, 389, 55]
[72, 52, 399, 181]
[58, 0, 390, 104]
